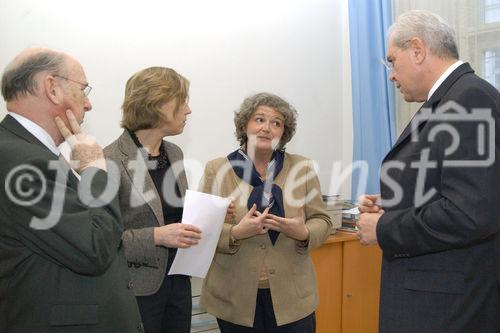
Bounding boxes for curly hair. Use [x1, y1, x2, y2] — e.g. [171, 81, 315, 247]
[121, 67, 189, 131]
[234, 92, 298, 150]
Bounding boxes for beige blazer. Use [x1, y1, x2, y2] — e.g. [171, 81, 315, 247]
[104, 130, 188, 296]
[200, 152, 332, 327]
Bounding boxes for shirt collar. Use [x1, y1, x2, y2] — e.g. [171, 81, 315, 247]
[427, 60, 463, 101]
[8, 112, 60, 155]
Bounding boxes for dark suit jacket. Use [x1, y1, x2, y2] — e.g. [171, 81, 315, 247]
[0, 115, 143, 332]
[377, 63, 500, 332]
[103, 130, 188, 296]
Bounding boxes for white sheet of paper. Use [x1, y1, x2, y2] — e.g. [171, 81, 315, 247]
[168, 190, 230, 278]
[342, 207, 360, 215]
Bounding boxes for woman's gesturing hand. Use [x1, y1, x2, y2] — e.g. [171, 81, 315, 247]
[263, 206, 309, 241]
[230, 204, 269, 241]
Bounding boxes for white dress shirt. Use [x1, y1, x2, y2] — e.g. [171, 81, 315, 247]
[427, 60, 464, 101]
[8, 112, 60, 156]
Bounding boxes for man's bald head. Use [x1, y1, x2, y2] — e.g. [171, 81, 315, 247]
[1, 47, 70, 101]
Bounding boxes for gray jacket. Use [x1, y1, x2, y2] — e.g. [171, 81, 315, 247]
[104, 130, 188, 296]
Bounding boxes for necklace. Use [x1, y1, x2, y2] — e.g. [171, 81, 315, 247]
[127, 129, 170, 169]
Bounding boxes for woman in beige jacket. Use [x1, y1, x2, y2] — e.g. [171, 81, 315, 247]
[200, 92, 332, 332]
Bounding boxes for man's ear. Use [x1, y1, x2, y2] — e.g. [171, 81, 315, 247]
[44, 75, 63, 105]
[409, 37, 426, 64]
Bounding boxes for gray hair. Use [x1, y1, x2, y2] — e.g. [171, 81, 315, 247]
[388, 10, 459, 59]
[1, 49, 67, 101]
[234, 92, 298, 150]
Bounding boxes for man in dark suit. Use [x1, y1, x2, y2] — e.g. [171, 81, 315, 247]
[0, 48, 143, 332]
[357, 10, 500, 333]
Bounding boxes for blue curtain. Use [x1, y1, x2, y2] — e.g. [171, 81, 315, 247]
[349, 0, 396, 201]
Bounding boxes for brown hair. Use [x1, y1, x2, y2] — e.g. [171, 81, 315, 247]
[121, 67, 189, 131]
[234, 92, 298, 150]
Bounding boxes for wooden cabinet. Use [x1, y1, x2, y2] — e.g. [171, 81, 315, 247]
[311, 231, 382, 333]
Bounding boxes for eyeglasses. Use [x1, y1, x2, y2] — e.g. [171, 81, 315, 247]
[381, 39, 413, 72]
[54, 75, 92, 97]
[380, 58, 393, 72]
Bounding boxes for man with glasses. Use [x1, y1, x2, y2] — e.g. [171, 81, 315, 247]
[54, 75, 92, 96]
[0, 47, 143, 332]
[358, 10, 500, 333]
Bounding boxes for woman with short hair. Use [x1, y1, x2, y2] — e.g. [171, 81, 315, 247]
[200, 92, 332, 333]
[104, 67, 201, 333]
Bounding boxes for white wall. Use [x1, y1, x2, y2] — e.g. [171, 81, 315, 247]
[0, 0, 353, 198]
